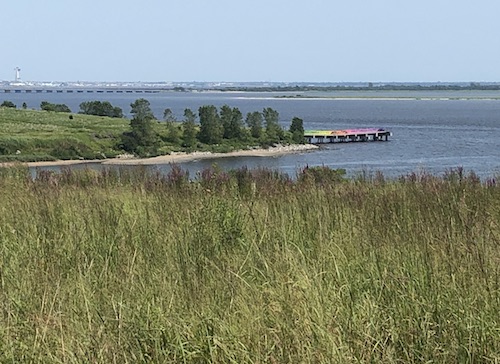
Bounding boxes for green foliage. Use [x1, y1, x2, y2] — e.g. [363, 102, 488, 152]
[198, 105, 222, 144]
[0, 108, 128, 160]
[298, 165, 346, 184]
[40, 101, 71, 113]
[222, 105, 245, 140]
[130, 98, 155, 121]
[0, 167, 499, 362]
[182, 123, 197, 148]
[263, 107, 284, 143]
[1, 102, 310, 162]
[0, 137, 22, 155]
[183, 108, 196, 124]
[50, 138, 97, 160]
[1, 100, 16, 108]
[181, 108, 198, 148]
[246, 111, 263, 139]
[160, 108, 182, 145]
[121, 99, 159, 156]
[289, 116, 305, 143]
[163, 108, 176, 122]
[164, 122, 182, 145]
[220, 104, 233, 139]
[79, 100, 123, 118]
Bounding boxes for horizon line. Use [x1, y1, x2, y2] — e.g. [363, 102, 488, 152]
[2, 80, 500, 85]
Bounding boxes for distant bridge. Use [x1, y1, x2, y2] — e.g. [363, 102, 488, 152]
[0, 88, 165, 94]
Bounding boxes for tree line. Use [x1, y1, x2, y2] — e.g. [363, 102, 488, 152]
[1, 100, 124, 117]
[121, 98, 305, 157]
[1, 100, 28, 109]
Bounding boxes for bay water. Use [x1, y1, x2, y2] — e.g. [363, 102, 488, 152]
[3, 90, 500, 180]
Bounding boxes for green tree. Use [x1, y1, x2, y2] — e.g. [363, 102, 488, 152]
[113, 106, 123, 118]
[1, 101, 16, 108]
[163, 108, 176, 122]
[79, 101, 123, 118]
[220, 105, 245, 140]
[246, 111, 263, 139]
[182, 108, 198, 148]
[289, 116, 305, 143]
[162, 108, 181, 144]
[40, 101, 71, 113]
[130, 98, 155, 121]
[121, 98, 158, 156]
[198, 105, 222, 144]
[229, 107, 245, 140]
[220, 105, 233, 139]
[40, 101, 53, 111]
[263, 107, 283, 143]
[183, 108, 197, 124]
[165, 123, 182, 145]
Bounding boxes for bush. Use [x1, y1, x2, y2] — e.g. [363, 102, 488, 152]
[40, 101, 71, 113]
[50, 139, 95, 160]
[79, 101, 124, 118]
[0, 138, 23, 155]
[298, 165, 347, 184]
[1, 100, 16, 108]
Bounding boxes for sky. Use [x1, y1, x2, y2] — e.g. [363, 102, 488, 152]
[1, 0, 500, 83]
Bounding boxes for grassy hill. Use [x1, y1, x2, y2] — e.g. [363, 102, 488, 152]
[0, 108, 129, 162]
[0, 166, 499, 362]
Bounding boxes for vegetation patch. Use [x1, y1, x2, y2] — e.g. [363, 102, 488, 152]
[0, 166, 498, 362]
[1, 99, 306, 162]
[0, 107, 128, 161]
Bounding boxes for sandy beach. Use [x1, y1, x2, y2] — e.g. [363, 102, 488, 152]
[6, 144, 319, 168]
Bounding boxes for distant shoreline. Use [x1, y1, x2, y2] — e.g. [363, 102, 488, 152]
[235, 96, 500, 101]
[3, 144, 319, 168]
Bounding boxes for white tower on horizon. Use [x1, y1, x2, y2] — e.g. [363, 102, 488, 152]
[14, 67, 21, 82]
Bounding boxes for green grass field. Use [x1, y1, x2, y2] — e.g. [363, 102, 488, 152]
[0, 165, 498, 363]
[0, 108, 128, 162]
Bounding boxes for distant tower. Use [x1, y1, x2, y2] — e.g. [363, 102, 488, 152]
[14, 67, 21, 82]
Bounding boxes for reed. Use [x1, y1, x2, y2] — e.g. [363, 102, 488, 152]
[0, 166, 498, 363]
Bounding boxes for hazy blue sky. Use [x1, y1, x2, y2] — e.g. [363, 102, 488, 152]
[2, 0, 499, 82]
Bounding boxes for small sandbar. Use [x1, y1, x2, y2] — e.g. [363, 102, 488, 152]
[2, 144, 319, 168]
[102, 144, 318, 166]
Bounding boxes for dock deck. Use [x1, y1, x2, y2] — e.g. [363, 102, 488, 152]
[304, 128, 391, 144]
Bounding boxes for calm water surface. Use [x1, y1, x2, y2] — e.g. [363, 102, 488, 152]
[4, 90, 499, 179]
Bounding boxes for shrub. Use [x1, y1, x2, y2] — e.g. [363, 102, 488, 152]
[1, 100, 16, 108]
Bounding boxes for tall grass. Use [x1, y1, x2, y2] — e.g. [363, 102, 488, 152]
[0, 165, 499, 362]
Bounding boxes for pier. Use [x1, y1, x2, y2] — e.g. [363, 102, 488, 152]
[304, 128, 391, 144]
